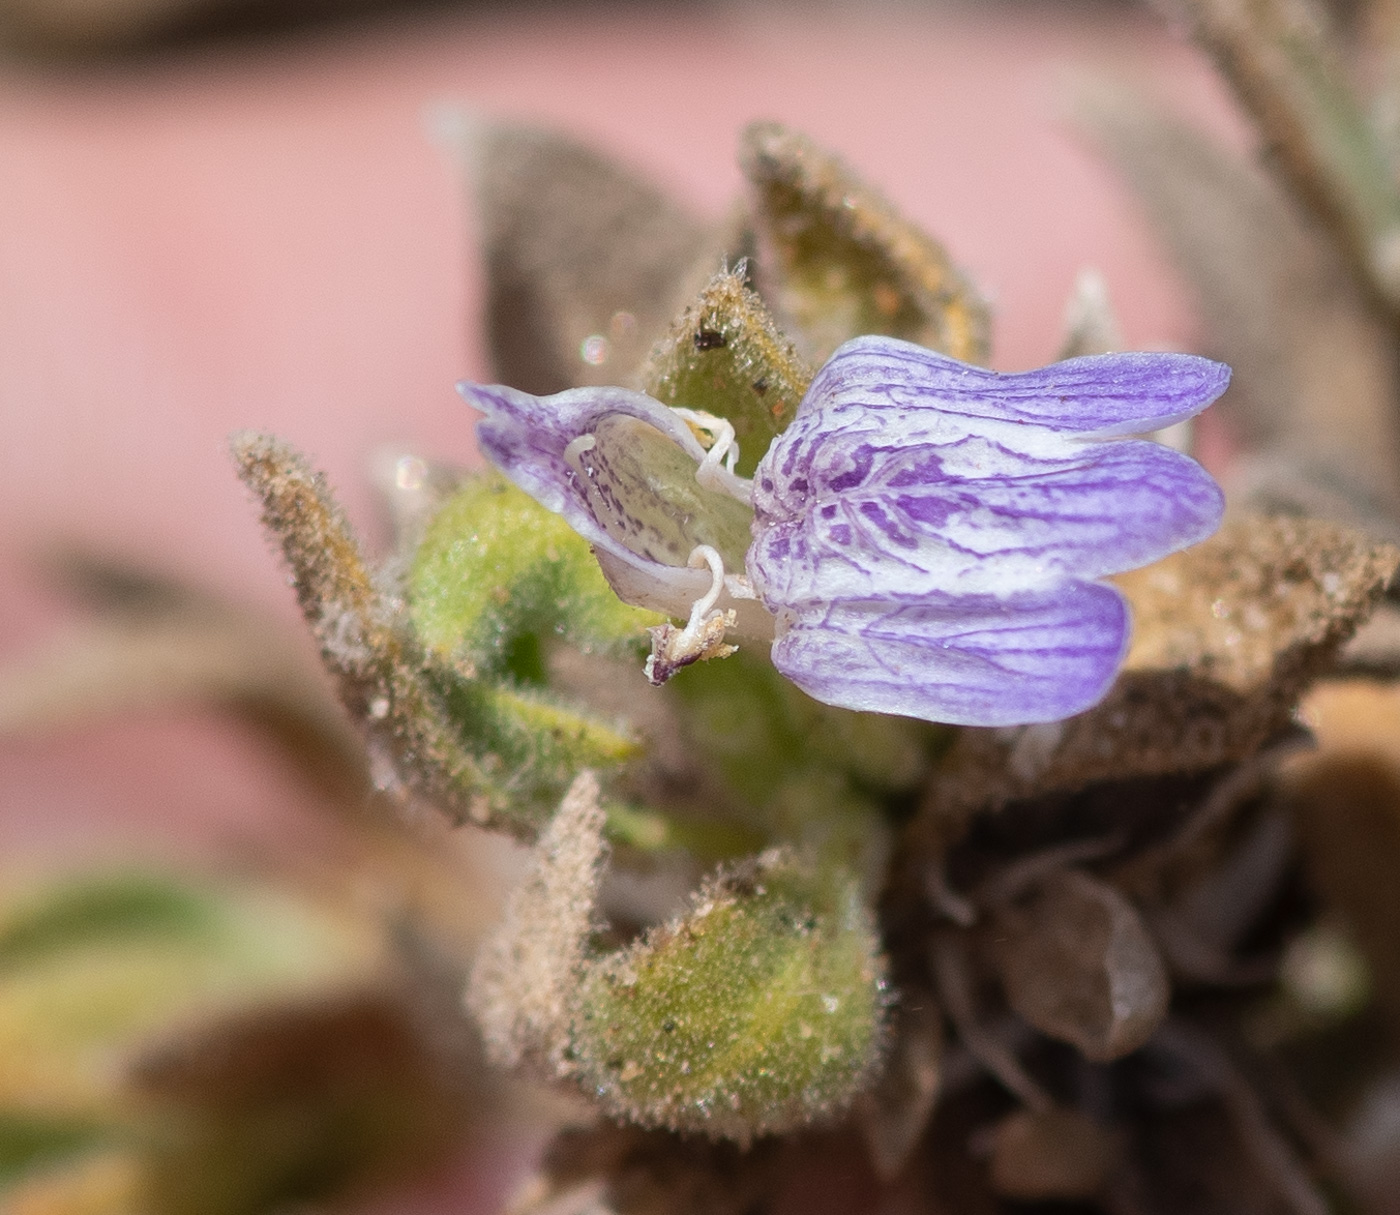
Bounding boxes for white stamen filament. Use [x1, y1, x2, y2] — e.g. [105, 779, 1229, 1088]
[675, 545, 727, 649]
[562, 433, 597, 480]
[672, 408, 740, 490]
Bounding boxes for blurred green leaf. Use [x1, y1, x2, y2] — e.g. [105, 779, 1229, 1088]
[0, 876, 216, 975]
[0, 1112, 109, 1186]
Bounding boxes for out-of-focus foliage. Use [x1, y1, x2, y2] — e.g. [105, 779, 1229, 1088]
[0, 870, 470, 1214]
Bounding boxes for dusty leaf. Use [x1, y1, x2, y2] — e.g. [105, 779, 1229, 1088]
[990, 869, 1169, 1061]
[464, 119, 714, 394]
[466, 772, 607, 1075]
[409, 474, 655, 675]
[1080, 82, 1400, 540]
[640, 269, 813, 477]
[234, 431, 614, 836]
[738, 121, 990, 365]
[922, 516, 1398, 820]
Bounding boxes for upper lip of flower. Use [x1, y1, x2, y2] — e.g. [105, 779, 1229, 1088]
[462, 381, 773, 640]
[459, 334, 1229, 728]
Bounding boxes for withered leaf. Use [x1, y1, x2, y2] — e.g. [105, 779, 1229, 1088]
[1282, 749, 1400, 1026]
[855, 992, 944, 1181]
[640, 268, 813, 476]
[1080, 82, 1400, 540]
[988, 1107, 1117, 1201]
[990, 869, 1169, 1062]
[738, 121, 990, 365]
[466, 120, 715, 394]
[922, 516, 1399, 821]
[232, 432, 539, 836]
[1149, 1022, 1331, 1215]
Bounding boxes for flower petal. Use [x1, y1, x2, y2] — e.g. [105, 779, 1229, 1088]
[461, 381, 754, 620]
[750, 436, 1223, 605]
[769, 582, 1129, 726]
[802, 336, 1230, 438]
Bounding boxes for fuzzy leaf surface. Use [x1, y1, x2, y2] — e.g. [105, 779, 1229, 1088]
[570, 856, 887, 1142]
[641, 269, 813, 477]
[739, 122, 990, 364]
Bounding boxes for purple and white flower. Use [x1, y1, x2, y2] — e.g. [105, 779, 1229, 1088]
[460, 335, 1227, 727]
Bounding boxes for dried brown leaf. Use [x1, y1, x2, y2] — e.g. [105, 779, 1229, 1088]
[855, 992, 944, 1180]
[738, 121, 990, 365]
[466, 120, 714, 395]
[1150, 1023, 1331, 1215]
[231, 431, 505, 831]
[1080, 81, 1400, 539]
[1282, 750, 1400, 1024]
[1149, 808, 1293, 985]
[922, 516, 1398, 821]
[990, 869, 1169, 1062]
[988, 1106, 1117, 1201]
[930, 931, 1052, 1110]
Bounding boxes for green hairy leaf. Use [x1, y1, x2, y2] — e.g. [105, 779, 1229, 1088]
[570, 853, 888, 1143]
[410, 474, 656, 674]
[641, 269, 813, 477]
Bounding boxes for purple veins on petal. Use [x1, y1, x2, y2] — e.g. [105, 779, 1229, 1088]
[748, 334, 1229, 726]
[768, 582, 1131, 727]
[804, 335, 1231, 437]
[751, 436, 1223, 606]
